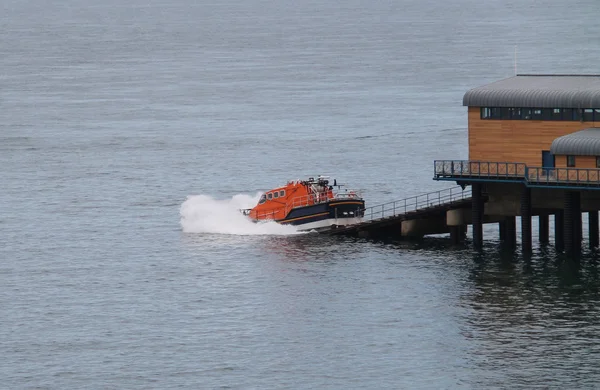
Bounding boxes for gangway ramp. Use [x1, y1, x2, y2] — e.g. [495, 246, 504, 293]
[326, 187, 473, 238]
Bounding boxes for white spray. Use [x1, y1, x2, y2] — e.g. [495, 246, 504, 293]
[179, 193, 302, 236]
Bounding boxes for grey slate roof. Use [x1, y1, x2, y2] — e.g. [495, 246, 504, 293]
[463, 75, 600, 108]
[551, 128, 600, 156]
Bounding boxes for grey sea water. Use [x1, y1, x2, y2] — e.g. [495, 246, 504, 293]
[3, 0, 600, 388]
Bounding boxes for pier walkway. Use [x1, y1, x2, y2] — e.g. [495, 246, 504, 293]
[326, 187, 472, 238]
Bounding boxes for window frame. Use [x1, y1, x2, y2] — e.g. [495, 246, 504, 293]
[550, 108, 562, 120]
[509, 107, 521, 120]
[481, 107, 491, 119]
[567, 155, 576, 168]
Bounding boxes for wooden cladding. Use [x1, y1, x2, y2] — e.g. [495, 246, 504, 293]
[554, 155, 597, 169]
[468, 107, 598, 166]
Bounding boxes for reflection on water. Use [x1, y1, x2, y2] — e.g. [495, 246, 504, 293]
[465, 246, 600, 388]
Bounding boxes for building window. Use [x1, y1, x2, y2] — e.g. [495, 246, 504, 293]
[509, 107, 521, 119]
[478, 107, 600, 121]
[541, 108, 554, 120]
[550, 108, 562, 120]
[596, 157, 600, 168]
[567, 155, 576, 167]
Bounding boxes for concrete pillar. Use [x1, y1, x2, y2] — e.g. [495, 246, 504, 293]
[471, 183, 483, 249]
[521, 187, 532, 253]
[539, 214, 549, 244]
[401, 218, 447, 238]
[564, 191, 581, 255]
[446, 208, 470, 226]
[590, 211, 599, 249]
[555, 210, 564, 252]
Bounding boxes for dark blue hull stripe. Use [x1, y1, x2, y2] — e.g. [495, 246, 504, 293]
[279, 200, 365, 226]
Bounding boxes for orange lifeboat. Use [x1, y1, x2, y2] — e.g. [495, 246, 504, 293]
[241, 176, 365, 231]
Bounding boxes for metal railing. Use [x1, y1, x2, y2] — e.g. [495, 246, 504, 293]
[434, 160, 526, 178]
[361, 187, 470, 222]
[434, 160, 600, 188]
[527, 167, 600, 186]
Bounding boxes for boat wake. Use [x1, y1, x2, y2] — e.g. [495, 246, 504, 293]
[179, 194, 302, 236]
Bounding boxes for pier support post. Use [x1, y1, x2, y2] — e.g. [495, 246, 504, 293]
[520, 186, 532, 254]
[499, 221, 506, 241]
[506, 216, 517, 248]
[576, 196, 582, 245]
[450, 226, 463, 245]
[564, 191, 581, 255]
[555, 210, 564, 252]
[539, 213, 549, 244]
[471, 184, 484, 250]
[590, 211, 599, 249]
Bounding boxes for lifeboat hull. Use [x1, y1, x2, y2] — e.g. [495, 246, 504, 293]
[279, 199, 365, 231]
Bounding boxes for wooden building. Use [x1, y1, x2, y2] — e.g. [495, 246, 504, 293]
[464, 75, 600, 168]
[434, 75, 600, 254]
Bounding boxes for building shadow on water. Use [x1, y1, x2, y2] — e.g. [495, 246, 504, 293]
[458, 241, 600, 387]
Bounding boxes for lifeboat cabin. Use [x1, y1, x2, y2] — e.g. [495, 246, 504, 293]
[243, 176, 365, 231]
